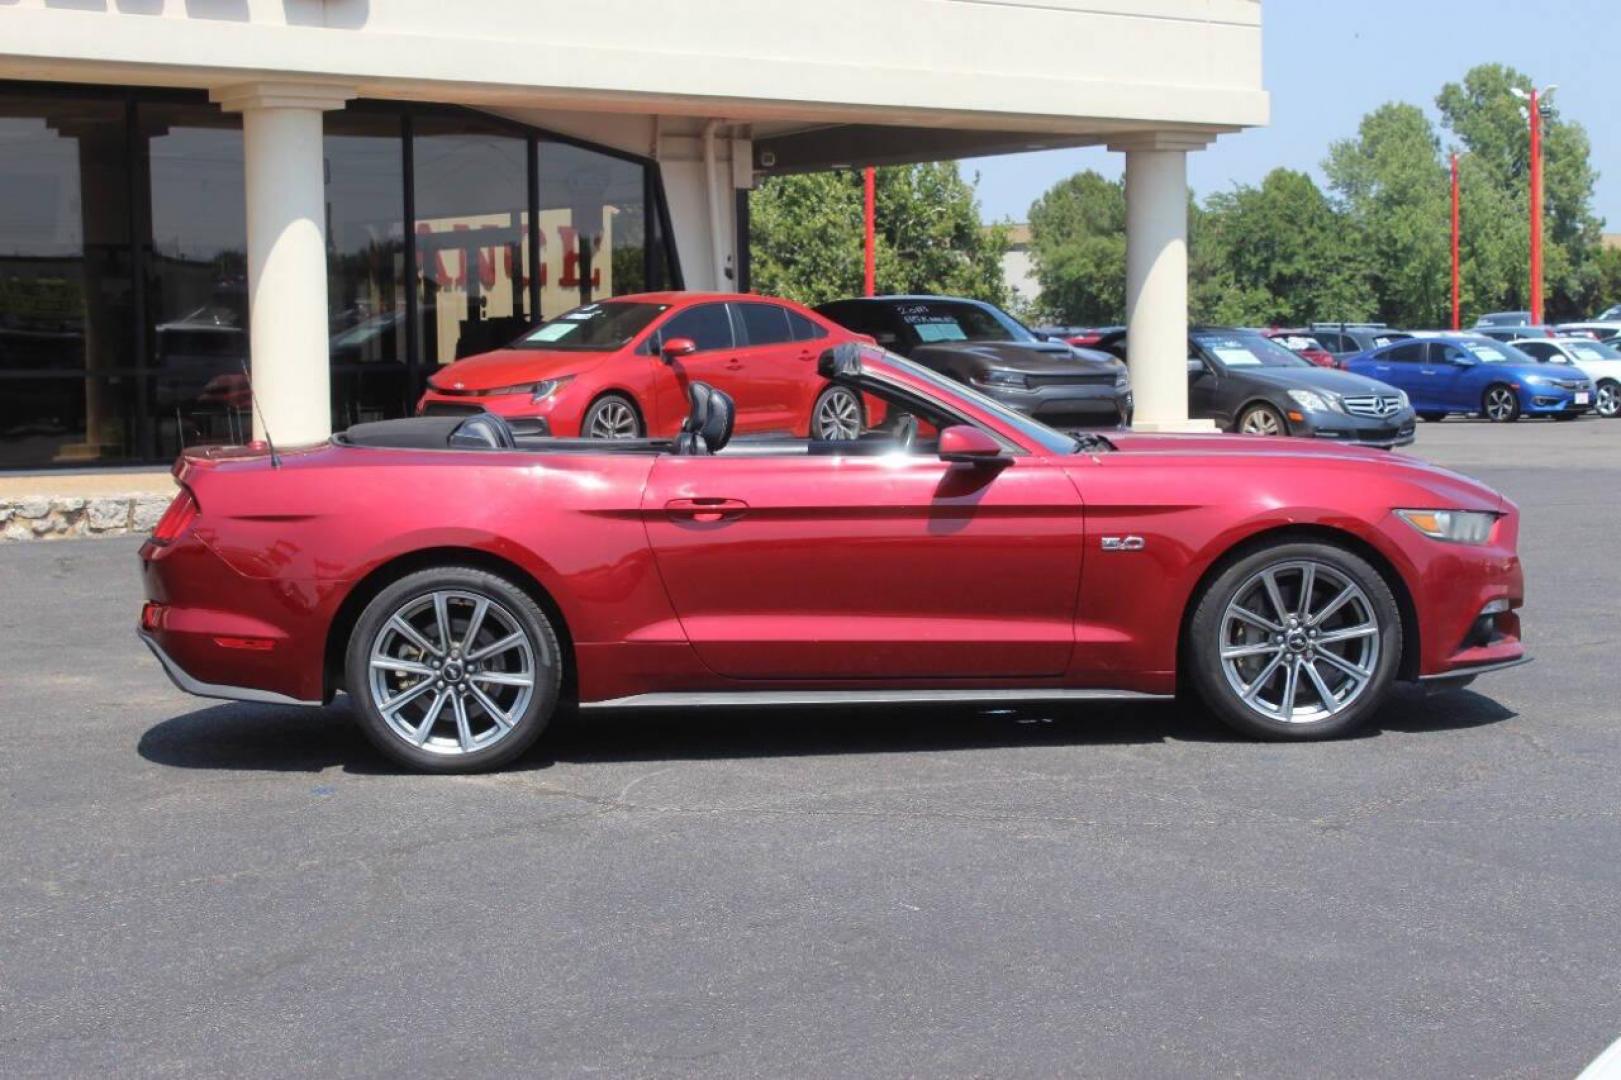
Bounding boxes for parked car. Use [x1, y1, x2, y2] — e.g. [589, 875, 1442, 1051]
[1593, 305, 1621, 321]
[139, 343, 1528, 772]
[1309, 323, 1413, 363]
[1093, 327, 1416, 447]
[1555, 322, 1621, 343]
[1343, 334, 1594, 422]
[1476, 311, 1533, 328]
[816, 296, 1131, 428]
[1261, 329, 1338, 368]
[1475, 324, 1558, 343]
[1035, 325, 1125, 347]
[1510, 336, 1621, 418]
[417, 292, 875, 440]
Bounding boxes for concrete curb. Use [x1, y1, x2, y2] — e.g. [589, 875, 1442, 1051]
[1, 493, 174, 542]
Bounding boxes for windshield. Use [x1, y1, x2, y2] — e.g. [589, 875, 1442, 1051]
[514, 301, 668, 351]
[1569, 341, 1621, 362]
[1461, 340, 1520, 363]
[1194, 331, 1311, 369]
[891, 300, 1037, 345]
[878, 352, 1081, 454]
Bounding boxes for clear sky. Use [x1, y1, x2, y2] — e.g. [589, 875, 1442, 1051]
[963, 0, 1617, 228]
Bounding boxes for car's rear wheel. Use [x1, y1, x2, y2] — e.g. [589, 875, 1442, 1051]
[1595, 379, 1620, 418]
[1238, 403, 1287, 436]
[1187, 542, 1402, 740]
[346, 567, 562, 772]
[811, 385, 864, 440]
[1482, 384, 1521, 423]
[582, 393, 643, 439]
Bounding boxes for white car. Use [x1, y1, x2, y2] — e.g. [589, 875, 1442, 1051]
[1511, 336, 1621, 418]
[1556, 321, 1621, 343]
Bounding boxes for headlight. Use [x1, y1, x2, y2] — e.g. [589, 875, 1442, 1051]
[1396, 509, 1499, 545]
[1286, 388, 1344, 414]
[478, 376, 574, 401]
[979, 370, 1029, 389]
[1394, 389, 1410, 409]
[1113, 368, 1130, 388]
[1522, 373, 1547, 386]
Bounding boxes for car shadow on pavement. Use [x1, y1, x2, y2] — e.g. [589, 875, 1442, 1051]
[136, 685, 1516, 775]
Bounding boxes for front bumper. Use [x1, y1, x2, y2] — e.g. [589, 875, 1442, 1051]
[980, 381, 1132, 428]
[1292, 409, 1417, 448]
[1519, 386, 1593, 415]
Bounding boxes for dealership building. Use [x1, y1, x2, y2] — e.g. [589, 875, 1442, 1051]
[0, 0, 1266, 472]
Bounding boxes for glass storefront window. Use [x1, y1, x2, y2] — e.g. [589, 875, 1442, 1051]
[411, 115, 530, 369]
[142, 102, 250, 461]
[325, 110, 408, 427]
[537, 142, 650, 313]
[0, 86, 674, 468]
[0, 95, 134, 468]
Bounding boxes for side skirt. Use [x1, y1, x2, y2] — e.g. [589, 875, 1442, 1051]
[581, 688, 1173, 710]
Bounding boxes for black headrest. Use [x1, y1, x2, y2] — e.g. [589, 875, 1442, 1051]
[449, 411, 516, 450]
[674, 382, 735, 455]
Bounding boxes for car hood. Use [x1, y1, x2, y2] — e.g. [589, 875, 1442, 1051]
[426, 348, 613, 391]
[1233, 365, 1401, 396]
[1107, 433, 1507, 511]
[912, 340, 1121, 374]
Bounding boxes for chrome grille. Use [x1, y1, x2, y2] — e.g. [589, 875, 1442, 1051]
[1341, 394, 1404, 419]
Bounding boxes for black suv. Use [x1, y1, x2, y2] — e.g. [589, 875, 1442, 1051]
[815, 295, 1132, 428]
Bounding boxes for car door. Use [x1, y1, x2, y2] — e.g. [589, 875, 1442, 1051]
[1359, 341, 1427, 407]
[647, 302, 756, 432]
[1426, 342, 1481, 408]
[1186, 343, 1229, 425]
[640, 446, 1085, 680]
[732, 301, 811, 434]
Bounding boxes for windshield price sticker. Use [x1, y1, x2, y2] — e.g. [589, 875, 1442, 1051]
[1213, 346, 1263, 367]
[527, 323, 575, 342]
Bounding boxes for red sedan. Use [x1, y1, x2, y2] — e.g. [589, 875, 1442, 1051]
[417, 291, 876, 440]
[140, 345, 1527, 772]
[1263, 329, 1339, 368]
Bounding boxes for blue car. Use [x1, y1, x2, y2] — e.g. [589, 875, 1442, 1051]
[1344, 334, 1594, 423]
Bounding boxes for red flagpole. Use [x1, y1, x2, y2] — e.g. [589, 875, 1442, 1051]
[1528, 89, 1544, 324]
[863, 166, 876, 297]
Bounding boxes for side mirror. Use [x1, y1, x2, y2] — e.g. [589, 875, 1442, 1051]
[938, 425, 1007, 465]
[660, 337, 697, 363]
[1187, 358, 1208, 376]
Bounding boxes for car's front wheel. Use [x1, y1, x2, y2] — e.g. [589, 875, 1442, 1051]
[582, 393, 643, 439]
[345, 567, 562, 772]
[1482, 384, 1521, 423]
[1187, 542, 1402, 740]
[1595, 379, 1619, 419]
[1237, 403, 1288, 437]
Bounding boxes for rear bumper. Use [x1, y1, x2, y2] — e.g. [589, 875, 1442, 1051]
[140, 630, 321, 706]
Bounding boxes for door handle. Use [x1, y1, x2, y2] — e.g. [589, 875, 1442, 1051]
[724, 359, 744, 371]
[665, 497, 749, 523]
[798, 350, 816, 362]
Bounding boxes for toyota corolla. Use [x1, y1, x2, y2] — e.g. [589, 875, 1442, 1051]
[140, 345, 1527, 772]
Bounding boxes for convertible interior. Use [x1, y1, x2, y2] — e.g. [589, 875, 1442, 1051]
[337, 349, 942, 459]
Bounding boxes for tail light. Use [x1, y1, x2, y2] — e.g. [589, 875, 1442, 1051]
[149, 487, 198, 546]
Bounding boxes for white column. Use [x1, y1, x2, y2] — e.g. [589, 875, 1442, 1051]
[212, 83, 354, 446]
[1109, 133, 1217, 433]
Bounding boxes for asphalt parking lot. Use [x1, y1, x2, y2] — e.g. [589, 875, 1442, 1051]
[3, 418, 1619, 1079]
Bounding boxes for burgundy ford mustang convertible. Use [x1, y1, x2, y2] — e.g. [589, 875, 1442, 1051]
[139, 345, 1527, 772]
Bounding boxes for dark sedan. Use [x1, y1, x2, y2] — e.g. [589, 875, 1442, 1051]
[816, 296, 1131, 428]
[1095, 327, 1417, 448]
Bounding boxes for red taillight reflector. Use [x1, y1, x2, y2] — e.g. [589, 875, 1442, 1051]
[141, 602, 167, 632]
[213, 636, 274, 652]
[149, 488, 198, 546]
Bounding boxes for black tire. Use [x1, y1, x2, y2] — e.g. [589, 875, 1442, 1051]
[811, 384, 864, 440]
[345, 566, 563, 773]
[581, 393, 643, 439]
[1418, 412, 1447, 423]
[1186, 541, 1403, 741]
[1481, 383, 1521, 423]
[1237, 402, 1288, 437]
[1596, 379, 1620, 419]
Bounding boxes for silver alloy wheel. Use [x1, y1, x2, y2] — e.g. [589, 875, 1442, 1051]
[367, 590, 538, 756]
[1239, 406, 1284, 436]
[813, 387, 863, 440]
[1218, 560, 1380, 724]
[585, 398, 640, 439]
[1484, 386, 1518, 421]
[1597, 382, 1620, 418]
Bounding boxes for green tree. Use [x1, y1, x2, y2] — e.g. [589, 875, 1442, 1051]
[1026, 170, 1126, 324]
[1436, 63, 1603, 319]
[749, 164, 1007, 306]
[1324, 102, 1451, 326]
